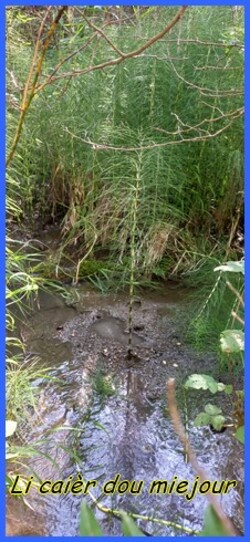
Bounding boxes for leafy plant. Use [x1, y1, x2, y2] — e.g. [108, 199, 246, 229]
[184, 374, 232, 395]
[184, 375, 232, 431]
[194, 404, 226, 432]
[185, 258, 244, 439]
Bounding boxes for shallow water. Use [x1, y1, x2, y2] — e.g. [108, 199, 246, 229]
[7, 285, 244, 536]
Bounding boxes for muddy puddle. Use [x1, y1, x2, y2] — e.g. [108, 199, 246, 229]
[7, 285, 244, 536]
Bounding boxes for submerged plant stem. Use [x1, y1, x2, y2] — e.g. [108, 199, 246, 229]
[87, 490, 198, 535]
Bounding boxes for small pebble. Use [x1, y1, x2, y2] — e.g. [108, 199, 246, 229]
[172, 363, 178, 368]
[162, 360, 167, 365]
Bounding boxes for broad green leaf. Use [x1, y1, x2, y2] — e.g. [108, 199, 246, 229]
[235, 426, 244, 444]
[6, 420, 17, 438]
[194, 412, 210, 427]
[220, 330, 244, 353]
[214, 261, 244, 275]
[200, 505, 232, 536]
[211, 415, 226, 431]
[121, 512, 145, 536]
[185, 374, 218, 394]
[79, 502, 103, 536]
[204, 404, 222, 416]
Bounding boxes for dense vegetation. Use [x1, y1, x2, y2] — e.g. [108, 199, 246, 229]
[7, 6, 243, 280]
[6, 6, 244, 537]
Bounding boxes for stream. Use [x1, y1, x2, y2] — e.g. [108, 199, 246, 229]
[7, 284, 244, 536]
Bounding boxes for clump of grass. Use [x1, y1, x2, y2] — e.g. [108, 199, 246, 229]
[91, 366, 116, 400]
[6, 357, 47, 424]
[184, 261, 244, 370]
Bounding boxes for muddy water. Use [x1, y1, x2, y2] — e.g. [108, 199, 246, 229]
[7, 285, 244, 536]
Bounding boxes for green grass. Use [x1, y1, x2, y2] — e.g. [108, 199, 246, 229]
[6, 358, 47, 423]
[91, 365, 116, 400]
[183, 262, 244, 370]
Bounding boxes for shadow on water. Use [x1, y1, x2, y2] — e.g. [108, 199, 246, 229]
[7, 285, 244, 536]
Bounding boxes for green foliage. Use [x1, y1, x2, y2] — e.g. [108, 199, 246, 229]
[200, 505, 232, 536]
[186, 258, 244, 361]
[235, 425, 244, 444]
[6, 359, 49, 422]
[79, 503, 145, 536]
[91, 367, 116, 400]
[194, 405, 226, 431]
[184, 374, 232, 395]
[185, 258, 244, 438]
[6, 7, 244, 535]
[79, 502, 103, 536]
[220, 329, 244, 353]
[7, 6, 243, 280]
[121, 513, 145, 536]
[191, 291, 234, 353]
[184, 374, 231, 431]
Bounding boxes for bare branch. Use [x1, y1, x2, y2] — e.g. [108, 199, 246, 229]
[41, 33, 99, 87]
[64, 109, 243, 153]
[231, 311, 244, 326]
[169, 58, 243, 98]
[194, 65, 242, 71]
[34, 6, 188, 93]
[155, 107, 244, 137]
[226, 281, 244, 308]
[7, 6, 67, 166]
[31, 12, 127, 92]
[20, 7, 52, 113]
[82, 12, 125, 58]
[136, 37, 243, 49]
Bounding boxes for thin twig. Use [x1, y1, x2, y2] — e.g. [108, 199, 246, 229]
[169, 58, 243, 97]
[226, 280, 244, 308]
[82, 13, 125, 58]
[34, 6, 188, 93]
[137, 37, 243, 49]
[64, 111, 242, 152]
[231, 310, 244, 326]
[155, 107, 244, 137]
[29, 12, 121, 93]
[7, 6, 67, 166]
